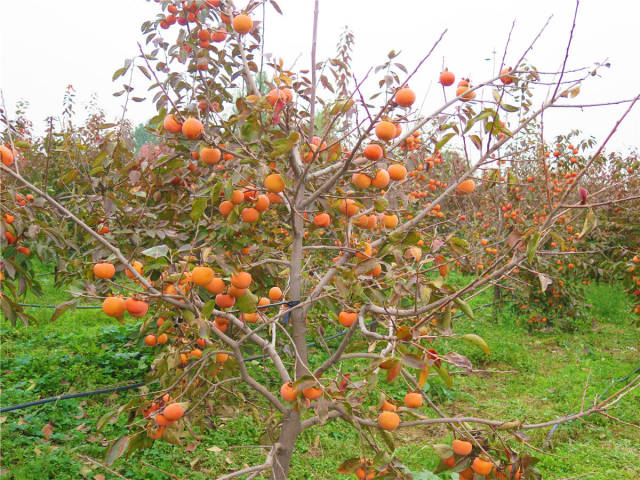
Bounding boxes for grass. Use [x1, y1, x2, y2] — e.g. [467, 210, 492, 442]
[1, 271, 639, 479]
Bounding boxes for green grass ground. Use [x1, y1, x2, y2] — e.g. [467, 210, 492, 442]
[1, 272, 639, 479]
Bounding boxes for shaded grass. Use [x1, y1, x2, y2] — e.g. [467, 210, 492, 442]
[1, 277, 639, 479]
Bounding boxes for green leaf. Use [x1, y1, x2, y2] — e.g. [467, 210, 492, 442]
[236, 291, 258, 314]
[435, 132, 456, 151]
[330, 99, 355, 115]
[96, 409, 119, 432]
[354, 258, 379, 276]
[141, 245, 169, 259]
[337, 458, 363, 474]
[112, 67, 128, 81]
[126, 431, 154, 457]
[374, 197, 389, 213]
[527, 232, 540, 264]
[548, 231, 565, 251]
[469, 134, 482, 150]
[437, 365, 453, 388]
[401, 353, 425, 370]
[202, 300, 216, 319]
[461, 333, 490, 355]
[240, 116, 260, 140]
[190, 197, 208, 222]
[372, 451, 392, 470]
[432, 443, 454, 459]
[105, 436, 129, 465]
[578, 209, 597, 239]
[50, 299, 78, 323]
[437, 304, 452, 332]
[453, 297, 474, 320]
[292, 375, 315, 389]
[380, 429, 395, 451]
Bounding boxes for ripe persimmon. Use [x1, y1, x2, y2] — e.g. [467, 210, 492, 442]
[163, 114, 182, 134]
[157, 333, 168, 345]
[352, 173, 372, 189]
[383, 214, 398, 229]
[163, 403, 184, 421]
[200, 147, 221, 164]
[404, 392, 423, 408]
[264, 173, 285, 193]
[212, 28, 227, 42]
[456, 84, 476, 101]
[363, 143, 383, 160]
[219, 201, 233, 216]
[388, 164, 407, 181]
[395, 87, 416, 107]
[229, 189, 244, 205]
[472, 457, 493, 475]
[232, 14, 253, 34]
[0, 145, 14, 167]
[269, 286, 283, 301]
[267, 192, 282, 204]
[215, 293, 235, 308]
[145, 334, 157, 346]
[456, 179, 476, 194]
[93, 262, 115, 279]
[102, 296, 125, 318]
[192, 266, 214, 286]
[378, 411, 400, 431]
[228, 285, 247, 297]
[243, 312, 258, 323]
[500, 66, 514, 85]
[339, 199, 359, 217]
[267, 88, 294, 106]
[338, 310, 357, 327]
[313, 212, 331, 227]
[125, 297, 149, 318]
[155, 414, 171, 426]
[241, 207, 259, 223]
[230, 271, 251, 289]
[302, 386, 322, 400]
[375, 121, 396, 142]
[181, 118, 204, 139]
[254, 194, 270, 212]
[381, 400, 397, 412]
[452, 439, 473, 456]
[125, 260, 143, 279]
[439, 69, 455, 86]
[371, 169, 390, 188]
[280, 382, 298, 402]
[216, 353, 229, 363]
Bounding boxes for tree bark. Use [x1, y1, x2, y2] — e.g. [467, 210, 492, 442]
[289, 188, 308, 378]
[271, 409, 301, 480]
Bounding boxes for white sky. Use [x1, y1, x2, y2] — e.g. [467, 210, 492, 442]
[1, 0, 638, 152]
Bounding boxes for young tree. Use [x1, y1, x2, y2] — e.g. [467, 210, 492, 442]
[1, 1, 639, 478]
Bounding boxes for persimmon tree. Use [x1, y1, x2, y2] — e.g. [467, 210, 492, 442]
[2, 1, 639, 479]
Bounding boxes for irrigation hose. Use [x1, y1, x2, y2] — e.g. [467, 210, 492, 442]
[1, 301, 501, 413]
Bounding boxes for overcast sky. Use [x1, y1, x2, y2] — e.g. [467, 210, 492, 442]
[1, 0, 638, 152]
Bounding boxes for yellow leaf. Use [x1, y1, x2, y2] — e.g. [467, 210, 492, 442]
[418, 366, 430, 388]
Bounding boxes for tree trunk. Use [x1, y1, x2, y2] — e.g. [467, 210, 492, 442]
[269, 166, 307, 479]
[289, 188, 308, 378]
[271, 409, 301, 479]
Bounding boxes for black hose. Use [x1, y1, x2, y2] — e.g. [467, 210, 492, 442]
[1, 301, 502, 413]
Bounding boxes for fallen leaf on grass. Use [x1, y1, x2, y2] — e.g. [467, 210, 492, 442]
[41, 422, 54, 440]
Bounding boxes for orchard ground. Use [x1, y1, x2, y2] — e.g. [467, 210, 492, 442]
[1, 265, 638, 480]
